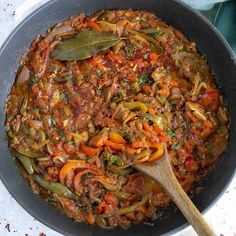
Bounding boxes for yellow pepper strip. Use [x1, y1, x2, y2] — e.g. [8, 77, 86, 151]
[123, 111, 136, 124]
[108, 132, 126, 144]
[123, 101, 148, 113]
[59, 160, 103, 183]
[134, 150, 151, 164]
[146, 143, 164, 162]
[149, 114, 164, 129]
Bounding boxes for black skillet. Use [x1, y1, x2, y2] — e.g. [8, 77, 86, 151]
[0, 0, 236, 235]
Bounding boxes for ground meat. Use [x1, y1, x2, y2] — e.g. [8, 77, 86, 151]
[122, 173, 144, 195]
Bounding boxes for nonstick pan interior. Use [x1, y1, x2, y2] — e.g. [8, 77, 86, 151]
[0, 0, 236, 235]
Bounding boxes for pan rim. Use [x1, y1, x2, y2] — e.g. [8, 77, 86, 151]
[0, 0, 235, 235]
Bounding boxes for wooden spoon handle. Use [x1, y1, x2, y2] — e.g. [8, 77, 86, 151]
[136, 156, 216, 236]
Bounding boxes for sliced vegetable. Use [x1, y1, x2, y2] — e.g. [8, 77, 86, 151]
[16, 66, 30, 86]
[124, 101, 148, 113]
[104, 140, 124, 151]
[108, 132, 126, 144]
[127, 29, 162, 53]
[15, 154, 34, 175]
[80, 145, 100, 156]
[15, 148, 43, 159]
[101, 195, 147, 217]
[93, 176, 119, 191]
[33, 174, 76, 199]
[59, 160, 103, 183]
[74, 169, 98, 192]
[146, 143, 164, 162]
[108, 156, 123, 166]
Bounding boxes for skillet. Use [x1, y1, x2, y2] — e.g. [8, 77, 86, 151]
[0, 0, 236, 235]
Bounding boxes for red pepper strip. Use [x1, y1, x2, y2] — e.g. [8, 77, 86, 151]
[143, 122, 157, 137]
[131, 140, 149, 148]
[74, 169, 98, 192]
[104, 139, 123, 151]
[153, 125, 169, 142]
[87, 20, 101, 31]
[80, 145, 100, 157]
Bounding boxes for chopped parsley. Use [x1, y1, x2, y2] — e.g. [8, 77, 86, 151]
[50, 117, 57, 126]
[137, 74, 154, 85]
[125, 47, 134, 58]
[125, 43, 135, 58]
[60, 92, 66, 100]
[31, 77, 38, 84]
[165, 127, 176, 138]
[96, 70, 104, 78]
[109, 71, 116, 78]
[108, 156, 123, 166]
[68, 140, 75, 145]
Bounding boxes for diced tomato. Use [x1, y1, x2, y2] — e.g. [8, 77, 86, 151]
[104, 192, 117, 205]
[184, 156, 193, 168]
[199, 90, 219, 110]
[149, 52, 158, 63]
[87, 212, 95, 224]
[157, 87, 170, 97]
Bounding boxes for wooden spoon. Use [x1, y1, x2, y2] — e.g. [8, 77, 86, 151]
[134, 145, 216, 236]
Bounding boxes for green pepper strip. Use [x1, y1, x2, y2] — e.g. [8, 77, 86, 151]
[33, 174, 76, 200]
[15, 147, 43, 159]
[127, 29, 163, 53]
[140, 28, 163, 34]
[15, 154, 34, 175]
[101, 195, 147, 217]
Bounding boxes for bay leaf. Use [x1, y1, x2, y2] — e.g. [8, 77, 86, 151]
[51, 30, 120, 60]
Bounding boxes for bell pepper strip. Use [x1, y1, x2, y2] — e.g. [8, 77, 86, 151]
[134, 150, 151, 164]
[123, 101, 148, 113]
[87, 20, 101, 31]
[80, 145, 100, 156]
[108, 132, 126, 144]
[33, 174, 76, 199]
[15, 154, 34, 175]
[203, 120, 213, 128]
[130, 140, 149, 148]
[153, 125, 169, 142]
[101, 195, 147, 217]
[146, 143, 164, 162]
[74, 169, 98, 192]
[125, 146, 138, 154]
[59, 160, 103, 183]
[104, 139, 124, 151]
[123, 111, 136, 124]
[90, 134, 108, 147]
[143, 122, 157, 137]
[92, 176, 119, 191]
